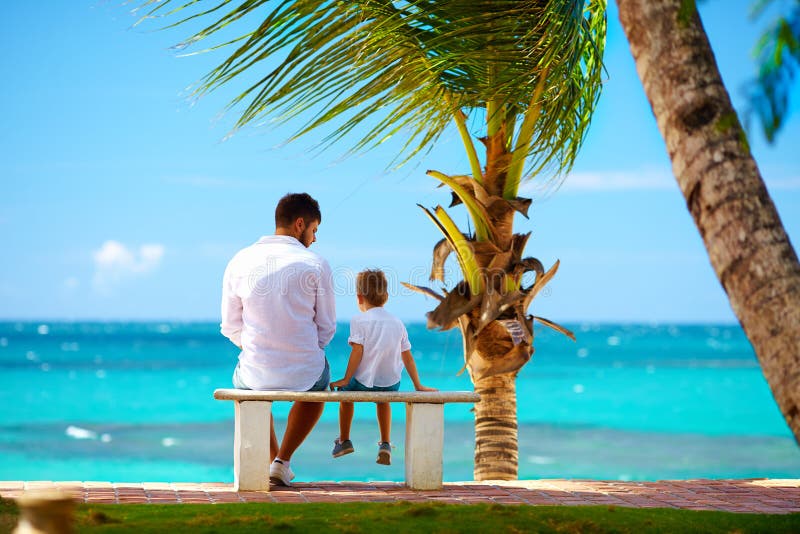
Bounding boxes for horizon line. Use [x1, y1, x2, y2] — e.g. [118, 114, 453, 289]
[0, 317, 743, 327]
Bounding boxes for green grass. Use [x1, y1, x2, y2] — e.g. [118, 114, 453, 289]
[2, 497, 798, 533]
[0, 498, 16, 534]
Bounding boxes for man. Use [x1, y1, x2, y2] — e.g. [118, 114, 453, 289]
[220, 192, 336, 486]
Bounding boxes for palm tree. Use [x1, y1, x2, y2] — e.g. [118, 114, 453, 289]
[616, 0, 800, 444]
[746, 0, 800, 143]
[137, 0, 607, 479]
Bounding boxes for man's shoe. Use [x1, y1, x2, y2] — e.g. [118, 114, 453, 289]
[376, 442, 391, 465]
[269, 460, 293, 486]
[332, 438, 354, 458]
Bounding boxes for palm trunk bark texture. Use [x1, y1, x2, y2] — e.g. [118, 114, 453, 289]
[617, 0, 800, 443]
[473, 373, 518, 480]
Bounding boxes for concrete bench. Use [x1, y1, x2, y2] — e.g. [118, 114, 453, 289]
[214, 389, 480, 491]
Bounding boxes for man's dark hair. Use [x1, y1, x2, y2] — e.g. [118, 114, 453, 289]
[275, 193, 322, 228]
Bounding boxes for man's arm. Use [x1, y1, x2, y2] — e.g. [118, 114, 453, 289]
[315, 260, 336, 348]
[220, 262, 243, 349]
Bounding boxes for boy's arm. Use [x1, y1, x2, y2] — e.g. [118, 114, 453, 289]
[330, 343, 364, 389]
[401, 350, 437, 392]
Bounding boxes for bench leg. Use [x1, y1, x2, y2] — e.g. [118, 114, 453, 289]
[233, 400, 271, 491]
[405, 403, 444, 490]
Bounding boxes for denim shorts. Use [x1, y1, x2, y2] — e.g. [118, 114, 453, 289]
[233, 358, 330, 392]
[307, 359, 330, 391]
[338, 376, 400, 392]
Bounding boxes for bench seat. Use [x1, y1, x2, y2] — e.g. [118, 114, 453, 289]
[214, 388, 480, 491]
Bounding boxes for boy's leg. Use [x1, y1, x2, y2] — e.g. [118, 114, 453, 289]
[276, 401, 324, 461]
[376, 402, 391, 443]
[339, 402, 354, 440]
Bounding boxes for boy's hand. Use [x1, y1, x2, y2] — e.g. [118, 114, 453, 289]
[416, 385, 438, 392]
[329, 378, 349, 390]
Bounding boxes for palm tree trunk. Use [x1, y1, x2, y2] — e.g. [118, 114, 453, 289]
[473, 373, 518, 480]
[617, 0, 800, 443]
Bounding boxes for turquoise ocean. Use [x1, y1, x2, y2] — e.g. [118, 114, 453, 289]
[1, 321, 799, 483]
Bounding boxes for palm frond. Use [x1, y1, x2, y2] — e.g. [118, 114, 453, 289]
[522, 259, 559, 313]
[426, 281, 482, 331]
[417, 204, 484, 295]
[427, 170, 495, 242]
[401, 282, 445, 302]
[452, 108, 484, 184]
[504, 0, 607, 192]
[430, 237, 453, 283]
[533, 315, 576, 341]
[746, 1, 799, 143]
[136, 0, 606, 175]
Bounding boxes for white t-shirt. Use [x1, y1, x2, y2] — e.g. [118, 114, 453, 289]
[220, 235, 336, 391]
[348, 307, 411, 387]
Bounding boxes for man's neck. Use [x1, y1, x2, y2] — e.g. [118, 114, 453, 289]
[275, 227, 299, 239]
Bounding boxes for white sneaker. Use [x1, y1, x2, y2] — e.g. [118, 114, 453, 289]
[269, 460, 293, 486]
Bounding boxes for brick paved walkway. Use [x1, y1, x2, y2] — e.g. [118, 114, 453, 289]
[1, 479, 798, 514]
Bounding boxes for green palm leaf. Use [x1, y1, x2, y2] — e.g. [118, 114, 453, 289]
[417, 204, 484, 295]
[137, 0, 606, 179]
[427, 170, 495, 242]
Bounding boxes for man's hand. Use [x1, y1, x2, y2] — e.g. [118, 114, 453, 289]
[415, 385, 438, 392]
[329, 378, 349, 390]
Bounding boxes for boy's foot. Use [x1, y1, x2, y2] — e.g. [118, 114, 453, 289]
[332, 438, 354, 458]
[376, 442, 391, 465]
[269, 460, 293, 486]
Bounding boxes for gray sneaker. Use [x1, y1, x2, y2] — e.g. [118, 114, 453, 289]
[332, 438, 354, 458]
[376, 442, 391, 465]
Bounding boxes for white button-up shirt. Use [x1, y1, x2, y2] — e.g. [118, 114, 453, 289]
[348, 307, 411, 387]
[221, 235, 336, 391]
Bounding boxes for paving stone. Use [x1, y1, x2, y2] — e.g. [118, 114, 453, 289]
[142, 483, 172, 490]
[4, 479, 800, 511]
[303, 495, 340, 502]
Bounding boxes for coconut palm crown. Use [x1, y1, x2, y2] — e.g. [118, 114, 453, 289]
[138, 0, 607, 479]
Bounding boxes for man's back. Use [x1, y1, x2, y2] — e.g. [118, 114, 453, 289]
[221, 235, 336, 391]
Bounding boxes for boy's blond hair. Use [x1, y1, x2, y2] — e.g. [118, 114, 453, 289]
[356, 269, 388, 307]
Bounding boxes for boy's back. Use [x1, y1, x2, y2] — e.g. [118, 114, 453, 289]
[349, 307, 411, 388]
[330, 268, 435, 464]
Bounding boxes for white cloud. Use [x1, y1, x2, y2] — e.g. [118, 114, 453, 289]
[564, 169, 676, 191]
[92, 240, 165, 293]
[139, 244, 165, 265]
[520, 169, 676, 194]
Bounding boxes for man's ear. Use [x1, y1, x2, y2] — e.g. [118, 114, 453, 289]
[294, 217, 306, 234]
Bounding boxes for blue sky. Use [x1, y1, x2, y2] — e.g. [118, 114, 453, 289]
[0, 1, 798, 323]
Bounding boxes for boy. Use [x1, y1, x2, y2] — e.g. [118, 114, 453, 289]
[329, 269, 436, 465]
